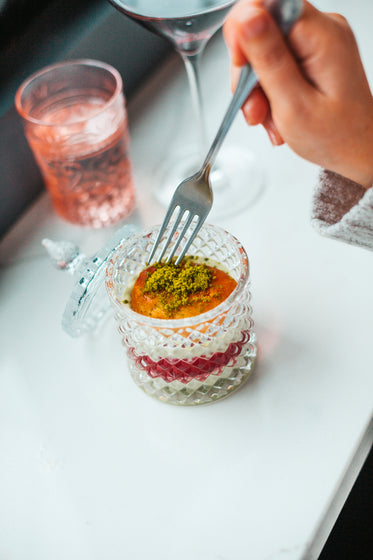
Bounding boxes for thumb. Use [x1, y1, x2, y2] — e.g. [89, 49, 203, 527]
[225, 1, 310, 108]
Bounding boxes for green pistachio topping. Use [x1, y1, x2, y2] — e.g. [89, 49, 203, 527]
[143, 259, 213, 315]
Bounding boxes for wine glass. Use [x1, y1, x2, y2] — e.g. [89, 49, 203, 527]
[108, 0, 263, 218]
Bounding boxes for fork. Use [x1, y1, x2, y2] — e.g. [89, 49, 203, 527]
[148, 0, 303, 266]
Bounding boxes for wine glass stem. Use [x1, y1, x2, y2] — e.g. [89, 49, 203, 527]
[180, 51, 208, 157]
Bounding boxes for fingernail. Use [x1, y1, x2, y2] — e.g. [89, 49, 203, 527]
[267, 128, 278, 145]
[263, 117, 283, 146]
[267, 127, 284, 146]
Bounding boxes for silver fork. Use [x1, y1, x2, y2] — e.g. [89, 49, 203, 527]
[148, 0, 303, 266]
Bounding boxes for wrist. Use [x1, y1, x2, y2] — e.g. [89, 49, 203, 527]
[341, 168, 373, 190]
[335, 114, 373, 189]
[341, 158, 373, 190]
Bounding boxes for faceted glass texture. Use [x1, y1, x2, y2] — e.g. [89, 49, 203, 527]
[105, 224, 256, 405]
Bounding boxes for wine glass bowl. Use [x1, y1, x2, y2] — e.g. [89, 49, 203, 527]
[108, 0, 234, 54]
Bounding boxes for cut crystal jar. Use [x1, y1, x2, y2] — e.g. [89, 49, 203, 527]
[105, 224, 256, 405]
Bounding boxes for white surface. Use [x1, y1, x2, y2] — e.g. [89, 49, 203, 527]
[1, 1, 373, 559]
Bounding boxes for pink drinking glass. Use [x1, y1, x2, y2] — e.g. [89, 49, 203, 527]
[15, 59, 135, 228]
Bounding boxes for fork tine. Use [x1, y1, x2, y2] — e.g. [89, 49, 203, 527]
[165, 212, 194, 263]
[157, 207, 186, 263]
[175, 214, 206, 266]
[147, 203, 180, 264]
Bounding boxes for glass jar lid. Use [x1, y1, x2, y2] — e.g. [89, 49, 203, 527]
[43, 224, 138, 337]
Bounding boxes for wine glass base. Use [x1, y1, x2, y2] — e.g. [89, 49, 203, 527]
[153, 148, 201, 207]
[153, 145, 264, 220]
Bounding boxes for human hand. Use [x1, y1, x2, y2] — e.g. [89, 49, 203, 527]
[223, 0, 373, 187]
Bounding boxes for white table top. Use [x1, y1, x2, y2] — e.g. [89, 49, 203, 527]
[1, 1, 372, 559]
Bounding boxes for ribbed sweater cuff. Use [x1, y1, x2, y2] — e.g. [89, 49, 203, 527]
[311, 169, 373, 250]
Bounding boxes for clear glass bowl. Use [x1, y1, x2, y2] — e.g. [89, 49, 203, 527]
[105, 224, 256, 405]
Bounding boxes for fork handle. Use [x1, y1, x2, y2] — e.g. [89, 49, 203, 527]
[200, 0, 303, 175]
[200, 64, 258, 174]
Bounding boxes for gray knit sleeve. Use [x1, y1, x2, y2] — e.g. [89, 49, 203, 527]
[311, 169, 373, 250]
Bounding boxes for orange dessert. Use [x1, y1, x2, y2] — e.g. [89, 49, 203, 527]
[130, 259, 237, 319]
[121, 258, 250, 385]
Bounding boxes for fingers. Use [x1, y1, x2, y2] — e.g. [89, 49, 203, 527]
[286, 2, 363, 94]
[262, 115, 284, 146]
[224, 0, 311, 108]
[223, 0, 265, 66]
[240, 84, 269, 125]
